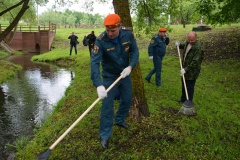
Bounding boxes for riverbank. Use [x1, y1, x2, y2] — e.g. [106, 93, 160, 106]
[0, 51, 22, 84]
[12, 25, 240, 159]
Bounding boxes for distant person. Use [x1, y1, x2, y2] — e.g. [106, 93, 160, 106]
[145, 28, 170, 86]
[91, 14, 139, 149]
[175, 31, 204, 103]
[83, 36, 88, 47]
[68, 32, 78, 55]
[87, 31, 96, 57]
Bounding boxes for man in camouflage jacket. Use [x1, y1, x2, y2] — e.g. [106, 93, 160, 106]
[176, 31, 204, 103]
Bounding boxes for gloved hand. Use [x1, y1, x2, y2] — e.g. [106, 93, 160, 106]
[175, 41, 180, 46]
[97, 85, 107, 99]
[121, 66, 132, 78]
[180, 69, 186, 76]
[149, 56, 153, 60]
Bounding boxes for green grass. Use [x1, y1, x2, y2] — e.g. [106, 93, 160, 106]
[0, 20, 9, 25]
[0, 49, 24, 84]
[0, 50, 9, 59]
[5, 136, 29, 152]
[3, 25, 239, 159]
[0, 60, 21, 84]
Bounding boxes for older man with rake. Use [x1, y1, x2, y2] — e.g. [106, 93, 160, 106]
[175, 31, 204, 115]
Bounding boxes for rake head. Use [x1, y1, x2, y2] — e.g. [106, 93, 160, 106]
[178, 100, 196, 115]
[37, 149, 51, 160]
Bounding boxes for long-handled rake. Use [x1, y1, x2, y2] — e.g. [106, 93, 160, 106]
[176, 46, 196, 115]
[37, 75, 123, 160]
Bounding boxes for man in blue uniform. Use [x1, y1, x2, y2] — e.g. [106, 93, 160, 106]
[145, 28, 170, 86]
[91, 14, 139, 149]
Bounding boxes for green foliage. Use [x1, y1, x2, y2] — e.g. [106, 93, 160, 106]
[38, 10, 104, 26]
[132, 0, 240, 28]
[163, 0, 202, 27]
[0, 0, 103, 28]
[131, 0, 202, 33]
[131, 0, 170, 32]
[197, 0, 240, 25]
[0, 0, 37, 25]
[12, 25, 240, 159]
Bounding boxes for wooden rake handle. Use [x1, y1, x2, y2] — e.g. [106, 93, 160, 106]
[177, 46, 189, 100]
[49, 74, 124, 150]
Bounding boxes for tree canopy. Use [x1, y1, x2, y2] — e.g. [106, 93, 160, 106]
[38, 10, 103, 26]
[197, 0, 240, 25]
[130, 0, 240, 31]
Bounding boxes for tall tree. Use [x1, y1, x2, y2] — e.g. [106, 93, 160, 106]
[112, 0, 150, 121]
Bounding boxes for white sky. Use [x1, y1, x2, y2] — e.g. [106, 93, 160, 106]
[37, 1, 114, 16]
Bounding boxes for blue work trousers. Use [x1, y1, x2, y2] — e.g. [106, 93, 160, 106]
[145, 56, 164, 86]
[100, 76, 132, 140]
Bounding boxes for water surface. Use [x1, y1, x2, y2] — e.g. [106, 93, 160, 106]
[0, 53, 73, 159]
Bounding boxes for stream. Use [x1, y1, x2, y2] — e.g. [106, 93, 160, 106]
[0, 53, 73, 159]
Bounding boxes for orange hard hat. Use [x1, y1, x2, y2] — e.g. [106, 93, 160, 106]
[159, 28, 167, 32]
[104, 14, 121, 28]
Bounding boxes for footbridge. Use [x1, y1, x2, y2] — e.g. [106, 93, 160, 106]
[0, 23, 56, 53]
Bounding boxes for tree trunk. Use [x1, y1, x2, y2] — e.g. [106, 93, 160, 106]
[112, 0, 150, 122]
[180, 0, 185, 28]
[0, 0, 30, 43]
[181, 15, 186, 28]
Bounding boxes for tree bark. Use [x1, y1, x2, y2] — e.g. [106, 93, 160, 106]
[0, 0, 30, 43]
[112, 0, 150, 122]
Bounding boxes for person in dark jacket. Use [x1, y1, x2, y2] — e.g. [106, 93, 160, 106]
[175, 31, 204, 103]
[87, 31, 96, 57]
[68, 32, 78, 55]
[91, 14, 139, 149]
[145, 28, 170, 86]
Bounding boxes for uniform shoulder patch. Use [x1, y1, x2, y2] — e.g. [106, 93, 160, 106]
[97, 33, 105, 41]
[93, 45, 99, 54]
[150, 40, 154, 44]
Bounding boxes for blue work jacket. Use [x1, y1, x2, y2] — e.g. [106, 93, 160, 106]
[91, 28, 139, 87]
[148, 34, 169, 57]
